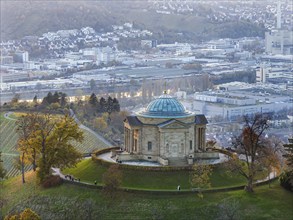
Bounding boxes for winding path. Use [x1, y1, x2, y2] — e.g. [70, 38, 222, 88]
[51, 163, 278, 193]
[3, 112, 17, 121]
[69, 109, 112, 147]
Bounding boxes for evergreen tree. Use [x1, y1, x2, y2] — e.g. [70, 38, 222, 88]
[89, 93, 98, 106]
[46, 92, 53, 104]
[33, 95, 38, 104]
[60, 93, 67, 107]
[41, 98, 49, 106]
[99, 97, 107, 113]
[112, 98, 120, 112]
[52, 92, 60, 103]
[107, 96, 114, 114]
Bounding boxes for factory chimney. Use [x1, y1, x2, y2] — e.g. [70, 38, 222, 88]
[277, 1, 281, 29]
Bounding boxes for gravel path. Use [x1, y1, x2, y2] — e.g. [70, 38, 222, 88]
[69, 109, 112, 147]
[3, 112, 17, 121]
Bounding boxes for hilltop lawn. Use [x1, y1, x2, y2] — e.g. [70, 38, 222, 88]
[1, 172, 292, 220]
[64, 159, 247, 190]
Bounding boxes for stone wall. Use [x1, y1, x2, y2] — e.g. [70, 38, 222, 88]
[194, 152, 219, 159]
[141, 125, 159, 156]
[160, 130, 188, 158]
[177, 116, 194, 124]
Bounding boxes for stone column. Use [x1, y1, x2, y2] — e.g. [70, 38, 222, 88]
[158, 131, 161, 157]
[124, 127, 127, 151]
[127, 129, 130, 152]
[203, 127, 206, 151]
[199, 127, 203, 150]
[138, 129, 142, 154]
[130, 129, 133, 153]
[195, 126, 199, 151]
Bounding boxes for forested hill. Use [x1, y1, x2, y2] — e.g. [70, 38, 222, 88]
[1, 1, 265, 42]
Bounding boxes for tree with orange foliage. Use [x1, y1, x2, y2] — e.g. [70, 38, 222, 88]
[227, 113, 270, 192]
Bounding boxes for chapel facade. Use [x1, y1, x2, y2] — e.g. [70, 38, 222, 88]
[122, 92, 218, 166]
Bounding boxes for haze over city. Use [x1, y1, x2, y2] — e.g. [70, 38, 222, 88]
[0, 1, 292, 219]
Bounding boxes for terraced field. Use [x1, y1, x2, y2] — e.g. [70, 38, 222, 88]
[0, 116, 24, 178]
[73, 129, 111, 155]
[0, 112, 111, 178]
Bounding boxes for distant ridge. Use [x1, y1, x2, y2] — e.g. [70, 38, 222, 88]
[1, 1, 265, 41]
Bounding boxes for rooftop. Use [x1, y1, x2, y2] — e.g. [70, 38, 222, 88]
[137, 92, 194, 118]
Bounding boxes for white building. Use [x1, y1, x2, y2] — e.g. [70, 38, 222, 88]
[265, 2, 293, 55]
[265, 29, 293, 55]
[13, 51, 29, 63]
[190, 91, 292, 120]
[256, 64, 293, 83]
[97, 47, 116, 64]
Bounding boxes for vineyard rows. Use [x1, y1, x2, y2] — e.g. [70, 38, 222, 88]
[0, 115, 111, 178]
[2, 154, 32, 178]
[73, 129, 111, 154]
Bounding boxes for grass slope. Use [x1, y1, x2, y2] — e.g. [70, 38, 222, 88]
[1, 172, 292, 220]
[64, 159, 246, 190]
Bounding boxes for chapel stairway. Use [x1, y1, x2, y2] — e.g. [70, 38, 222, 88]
[168, 157, 188, 166]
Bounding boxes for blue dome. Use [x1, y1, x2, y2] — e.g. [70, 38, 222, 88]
[137, 93, 194, 118]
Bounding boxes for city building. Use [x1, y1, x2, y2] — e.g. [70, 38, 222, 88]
[0, 56, 13, 64]
[121, 91, 218, 166]
[13, 51, 29, 63]
[265, 2, 293, 55]
[256, 64, 292, 83]
[265, 29, 293, 55]
[190, 90, 292, 120]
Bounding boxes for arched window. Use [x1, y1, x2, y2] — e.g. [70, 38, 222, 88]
[166, 143, 169, 153]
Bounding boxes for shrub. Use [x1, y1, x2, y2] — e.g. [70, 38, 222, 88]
[19, 208, 40, 220]
[102, 164, 122, 199]
[280, 172, 293, 192]
[5, 208, 40, 220]
[41, 175, 63, 188]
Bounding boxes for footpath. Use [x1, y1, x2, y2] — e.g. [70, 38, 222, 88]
[51, 166, 278, 194]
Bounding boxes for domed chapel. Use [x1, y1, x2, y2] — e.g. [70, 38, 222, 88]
[122, 91, 219, 166]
